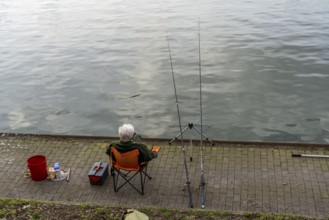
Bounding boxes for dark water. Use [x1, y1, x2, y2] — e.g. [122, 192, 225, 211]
[1, 0, 329, 143]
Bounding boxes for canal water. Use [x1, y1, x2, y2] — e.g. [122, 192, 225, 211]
[1, 0, 329, 143]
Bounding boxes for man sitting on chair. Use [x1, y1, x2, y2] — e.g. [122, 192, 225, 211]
[106, 124, 159, 163]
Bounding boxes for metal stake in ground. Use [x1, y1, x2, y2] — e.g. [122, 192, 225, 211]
[167, 36, 194, 208]
[198, 20, 206, 209]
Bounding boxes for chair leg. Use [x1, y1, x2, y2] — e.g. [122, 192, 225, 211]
[140, 166, 153, 195]
[113, 169, 142, 193]
[142, 166, 152, 179]
[111, 167, 118, 192]
[111, 166, 152, 195]
[140, 171, 144, 195]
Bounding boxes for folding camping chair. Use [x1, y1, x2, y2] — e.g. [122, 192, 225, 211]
[110, 147, 152, 195]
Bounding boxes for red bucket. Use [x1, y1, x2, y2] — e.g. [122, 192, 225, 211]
[27, 155, 48, 181]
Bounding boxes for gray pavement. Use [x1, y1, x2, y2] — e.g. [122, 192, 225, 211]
[0, 134, 328, 218]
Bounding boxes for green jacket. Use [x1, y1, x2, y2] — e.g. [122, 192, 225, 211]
[106, 141, 157, 163]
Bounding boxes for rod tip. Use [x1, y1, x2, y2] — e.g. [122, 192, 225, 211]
[292, 154, 301, 157]
[201, 205, 205, 209]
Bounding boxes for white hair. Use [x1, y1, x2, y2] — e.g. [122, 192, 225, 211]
[118, 124, 135, 142]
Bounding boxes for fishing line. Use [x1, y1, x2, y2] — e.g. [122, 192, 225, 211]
[167, 36, 194, 208]
[142, 124, 176, 137]
[198, 20, 206, 209]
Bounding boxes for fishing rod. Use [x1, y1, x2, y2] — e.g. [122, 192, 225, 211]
[292, 153, 329, 158]
[198, 20, 206, 209]
[167, 36, 194, 208]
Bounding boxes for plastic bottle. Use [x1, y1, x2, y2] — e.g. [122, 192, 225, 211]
[54, 162, 60, 178]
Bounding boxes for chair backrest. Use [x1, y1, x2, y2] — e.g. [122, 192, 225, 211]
[111, 147, 140, 171]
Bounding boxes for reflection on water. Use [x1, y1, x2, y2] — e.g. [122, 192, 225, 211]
[0, 0, 329, 143]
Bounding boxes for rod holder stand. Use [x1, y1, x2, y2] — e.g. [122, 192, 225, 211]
[169, 123, 214, 145]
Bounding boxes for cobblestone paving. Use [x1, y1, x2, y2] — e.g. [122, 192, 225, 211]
[0, 134, 328, 218]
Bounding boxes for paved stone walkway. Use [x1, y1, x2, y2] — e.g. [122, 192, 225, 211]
[0, 134, 328, 218]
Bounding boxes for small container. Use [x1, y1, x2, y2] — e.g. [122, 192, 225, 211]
[54, 162, 60, 171]
[88, 162, 109, 185]
[54, 162, 60, 178]
[27, 155, 48, 181]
